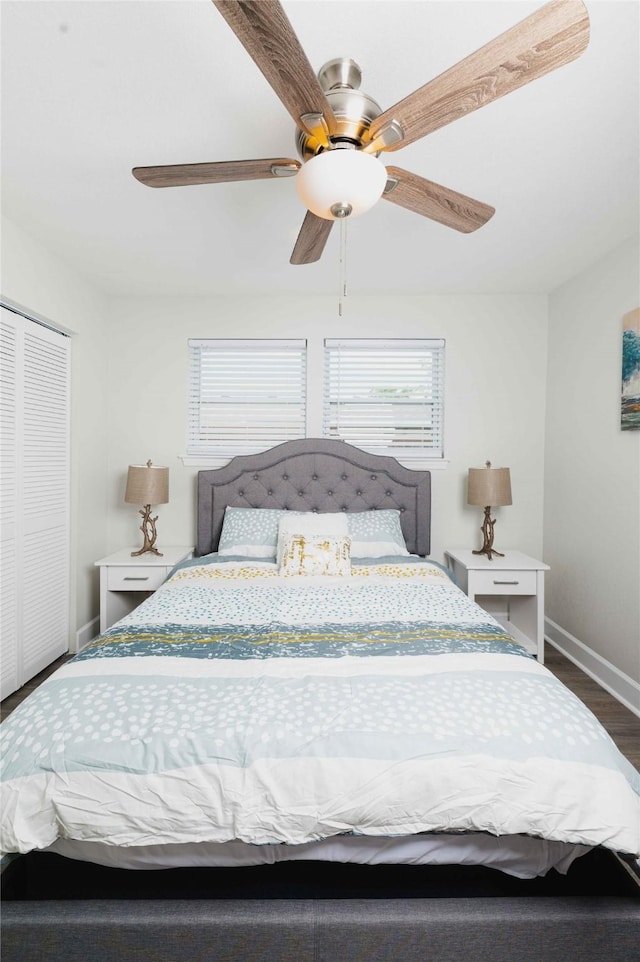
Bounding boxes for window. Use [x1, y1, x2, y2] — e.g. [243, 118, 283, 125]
[187, 339, 307, 457]
[323, 338, 445, 459]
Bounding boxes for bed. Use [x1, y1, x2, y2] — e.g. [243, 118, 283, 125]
[2, 439, 639, 961]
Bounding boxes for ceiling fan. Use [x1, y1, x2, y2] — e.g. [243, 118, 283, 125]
[132, 0, 590, 265]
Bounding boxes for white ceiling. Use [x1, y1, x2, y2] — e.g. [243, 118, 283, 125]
[1, 0, 638, 297]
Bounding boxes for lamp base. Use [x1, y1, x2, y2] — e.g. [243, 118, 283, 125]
[131, 545, 163, 558]
[472, 505, 504, 561]
[131, 504, 163, 557]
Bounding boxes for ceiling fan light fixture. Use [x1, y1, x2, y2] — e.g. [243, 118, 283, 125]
[295, 148, 387, 221]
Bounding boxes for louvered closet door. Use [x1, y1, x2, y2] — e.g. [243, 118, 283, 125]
[1, 312, 19, 698]
[0, 306, 70, 700]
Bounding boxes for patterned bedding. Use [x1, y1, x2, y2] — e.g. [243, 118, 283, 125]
[2, 557, 639, 869]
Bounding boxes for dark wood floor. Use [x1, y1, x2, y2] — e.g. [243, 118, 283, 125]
[543, 644, 640, 769]
[1, 654, 73, 722]
[2, 643, 639, 769]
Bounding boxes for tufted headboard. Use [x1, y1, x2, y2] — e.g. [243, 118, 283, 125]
[197, 438, 431, 557]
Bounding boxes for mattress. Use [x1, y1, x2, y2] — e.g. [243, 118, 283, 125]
[1, 556, 638, 878]
[44, 832, 587, 880]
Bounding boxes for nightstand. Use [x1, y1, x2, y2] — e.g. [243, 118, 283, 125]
[444, 549, 550, 662]
[95, 546, 193, 632]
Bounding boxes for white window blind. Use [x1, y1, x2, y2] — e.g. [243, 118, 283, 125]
[323, 338, 445, 459]
[187, 339, 307, 456]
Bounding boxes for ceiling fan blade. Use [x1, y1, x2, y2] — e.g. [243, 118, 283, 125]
[383, 166, 495, 233]
[132, 158, 300, 188]
[212, 0, 337, 146]
[290, 212, 333, 265]
[367, 0, 589, 152]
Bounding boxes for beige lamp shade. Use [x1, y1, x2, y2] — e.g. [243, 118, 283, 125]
[125, 461, 169, 506]
[467, 463, 512, 507]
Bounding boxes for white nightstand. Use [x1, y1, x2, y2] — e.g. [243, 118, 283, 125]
[444, 549, 550, 662]
[95, 546, 193, 632]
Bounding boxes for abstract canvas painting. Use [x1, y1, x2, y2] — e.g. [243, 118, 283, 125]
[621, 308, 640, 430]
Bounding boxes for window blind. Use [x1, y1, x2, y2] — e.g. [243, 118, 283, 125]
[187, 339, 307, 456]
[323, 338, 445, 458]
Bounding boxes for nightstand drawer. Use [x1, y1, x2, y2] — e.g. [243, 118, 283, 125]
[96, 547, 192, 632]
[106, 566, 168, 591]
[470, 569, 537, 595]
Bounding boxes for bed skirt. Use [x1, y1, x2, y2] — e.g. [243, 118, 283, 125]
[2, 850, 639, 962]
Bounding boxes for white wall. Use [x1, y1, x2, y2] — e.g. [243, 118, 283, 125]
[1, 215, 110, 642]
[544, 236, 640, 689]
[5, 213, 638, 698]
[5, 212, 638, 700]
[106, 293, 548, 566]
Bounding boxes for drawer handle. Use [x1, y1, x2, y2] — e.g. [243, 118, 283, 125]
[493, 580, 519, 585]
[123, 576, 150, 581]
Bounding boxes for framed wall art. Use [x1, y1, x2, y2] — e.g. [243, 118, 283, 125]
[621, 307, 640, 430]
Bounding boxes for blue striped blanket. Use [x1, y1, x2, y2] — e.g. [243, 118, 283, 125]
[2, 559, 638, 860]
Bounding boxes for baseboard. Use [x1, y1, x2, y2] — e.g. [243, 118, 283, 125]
[544, 617, 640, 720]
[75, 616, 99, 652]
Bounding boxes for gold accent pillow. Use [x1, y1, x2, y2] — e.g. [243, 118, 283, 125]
[276, 512, 349, 567]
[280, 534, 352, 577]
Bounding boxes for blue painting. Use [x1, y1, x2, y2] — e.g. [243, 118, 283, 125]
[621, 308, 640, 430]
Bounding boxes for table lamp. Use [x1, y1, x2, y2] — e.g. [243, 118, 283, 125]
[467, 461, 512, 560]
[124, 460, 169, 557]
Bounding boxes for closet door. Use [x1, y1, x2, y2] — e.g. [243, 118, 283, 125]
[0, 306, 70, 700]
[0, 312, 19, 698]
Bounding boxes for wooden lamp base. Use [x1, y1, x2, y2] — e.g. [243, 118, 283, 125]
[131, 504, 163, 557]
[472, 505, 504, 561]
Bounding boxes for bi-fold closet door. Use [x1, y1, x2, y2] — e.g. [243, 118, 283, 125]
[0, 305, 70, 700]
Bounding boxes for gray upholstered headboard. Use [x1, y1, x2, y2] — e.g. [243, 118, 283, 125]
[197, 438, 431, 557]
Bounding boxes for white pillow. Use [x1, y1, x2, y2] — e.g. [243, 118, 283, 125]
[276, 512, 349, 567]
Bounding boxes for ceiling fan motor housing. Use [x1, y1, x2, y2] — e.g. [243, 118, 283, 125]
[295, 58, 383, 161]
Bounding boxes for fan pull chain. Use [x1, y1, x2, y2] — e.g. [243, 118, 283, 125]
[338, 217, 348, 317]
